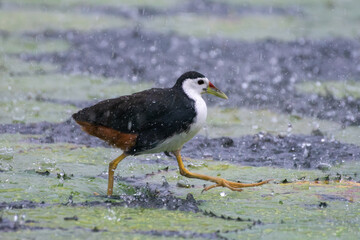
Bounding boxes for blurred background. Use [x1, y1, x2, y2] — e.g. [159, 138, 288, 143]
[1, 0, 360, 140]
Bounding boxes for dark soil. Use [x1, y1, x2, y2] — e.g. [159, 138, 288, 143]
[172, 0, 303, 17]
[0, 188, 200, 213]
[0, 119, 109, 148]
[136, 230, 227, 240]
[0, 216, 107, 233]
[76, 191, 200, 212]
[0, 217, 44, 232]
[0, 200, 48, 210]
[2, 119, 360, 170]
[185, 134, 360, 169]
[24, 28, 360, 126]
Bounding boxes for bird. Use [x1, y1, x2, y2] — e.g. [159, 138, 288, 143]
[72, 71, 270, 196]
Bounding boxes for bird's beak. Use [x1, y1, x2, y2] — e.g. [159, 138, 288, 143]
[206, 82, 228, 99]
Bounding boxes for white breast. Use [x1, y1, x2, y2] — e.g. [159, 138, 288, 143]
[188, 93, 207, 135]
[142, 90, 207, 154]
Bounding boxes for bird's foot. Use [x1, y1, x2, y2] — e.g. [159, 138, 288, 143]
[202, 178, 271, 193]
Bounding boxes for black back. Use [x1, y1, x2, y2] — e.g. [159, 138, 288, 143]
[73, 86, 196, 155]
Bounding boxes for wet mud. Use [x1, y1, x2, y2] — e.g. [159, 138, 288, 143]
[0, 200, 48, 210]
[77, 191, 199, 213]
[0, 216, 106, 233]
[202, 210, 252, 222]
[174, 0, 303, 17]
[0, 217, 44, 232]
[317, 194, 352, 202]
[136, 230, 227, 240]
[0, 119, 109, 148]
[185, 134, 360, 169]
[2, 119, 360, 170]
[24, 29, 360, 126]
[0, 187, 200, 213]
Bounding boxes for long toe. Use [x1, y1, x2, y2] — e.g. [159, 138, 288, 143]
[202, 181, 244, 192]
[202, 179, 271, 192]
[202, 184, 221, 193]
[227, 179, 272, 188]
[222, 181, 244, 191]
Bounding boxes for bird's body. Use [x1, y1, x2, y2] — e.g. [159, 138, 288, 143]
[73, 76, 206, 155]
[73, 71, 270, 196]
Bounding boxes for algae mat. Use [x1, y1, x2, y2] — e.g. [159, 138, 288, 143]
[1, 134, 360, 239]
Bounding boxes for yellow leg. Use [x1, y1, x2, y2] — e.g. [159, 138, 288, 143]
[172, 150, 271, 192]
[107, 153, 127, 196]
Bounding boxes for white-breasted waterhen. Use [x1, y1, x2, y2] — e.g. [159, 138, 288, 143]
[73, 71, 270, 196]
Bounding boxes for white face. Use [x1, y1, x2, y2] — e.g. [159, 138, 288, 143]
[182, 77, 209, 98]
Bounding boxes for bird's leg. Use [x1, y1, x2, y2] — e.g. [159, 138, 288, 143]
[172, 150, 271, 192]
[107, 153, 127, 196]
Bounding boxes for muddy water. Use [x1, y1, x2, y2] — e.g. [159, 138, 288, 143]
[2, 119, 360, 170]
[24, 29, 360, 126]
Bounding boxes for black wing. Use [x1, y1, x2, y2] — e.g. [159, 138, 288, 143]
[73, 88, 196, 153]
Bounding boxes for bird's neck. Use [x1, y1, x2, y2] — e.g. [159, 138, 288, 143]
[181, 86, 207, 126]
[182, 87, 203, 103]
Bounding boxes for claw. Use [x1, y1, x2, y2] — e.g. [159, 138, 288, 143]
[202, 184, 221, 193]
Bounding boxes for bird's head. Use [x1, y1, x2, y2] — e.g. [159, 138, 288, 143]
[174, 71, 228, 99]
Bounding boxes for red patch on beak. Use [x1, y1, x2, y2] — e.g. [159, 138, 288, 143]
[209, 82, 216, 89]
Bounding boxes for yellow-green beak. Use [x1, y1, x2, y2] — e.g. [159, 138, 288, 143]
[206, 82, 228, 99]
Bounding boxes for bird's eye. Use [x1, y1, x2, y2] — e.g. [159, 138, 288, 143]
[198, 80, 204, 85]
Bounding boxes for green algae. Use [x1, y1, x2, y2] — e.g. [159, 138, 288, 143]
[0, 36, 70, 54]
[204, 107, 360, 146]
[1, 132, 360, 239]
[0, 9, 131, 33]
[145, 14, 298, 41]
[256, 0, 360, 40]
[0, 134, 168, 201]
[0, 55, 58, 76]
[0, 74, 153, 102]
[3, 131, 358, 204]
[1, 145, 360, 239]
[5, 0, 181, 9]
[0, 100, 77, 124]
[2, 230, 176, 240]
[334, 126, 360, 145]
[205, 107, 338, 137]
[0, 71, 152, 123]
[296, 81, 360, 100]
[1, 206, 248, 239]
[145, 0, 360, 40]
[143, 161, 360, 239]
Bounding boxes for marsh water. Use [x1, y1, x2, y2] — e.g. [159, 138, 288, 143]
[1, 1, 360, 239]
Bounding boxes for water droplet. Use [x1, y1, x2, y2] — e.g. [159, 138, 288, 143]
[220, 192, 227, 197]
[287, 123, 293, 136]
